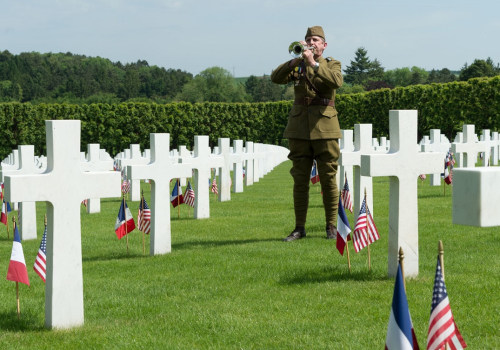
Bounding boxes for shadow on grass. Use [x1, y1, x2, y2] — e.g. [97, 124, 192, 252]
[82, 251, 147, 263]
[418, 193, 450, 199]
[280, 266, 389, 285]
[173, 237, 282, 250]
[0, 310, 45, 332]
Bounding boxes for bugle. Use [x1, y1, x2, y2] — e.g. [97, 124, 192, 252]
[288, 41, 315, 58]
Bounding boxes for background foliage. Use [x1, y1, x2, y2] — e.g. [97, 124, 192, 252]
[0, 76, 498, 159]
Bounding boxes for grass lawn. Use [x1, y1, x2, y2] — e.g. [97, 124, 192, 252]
[0, 160, 498, 349]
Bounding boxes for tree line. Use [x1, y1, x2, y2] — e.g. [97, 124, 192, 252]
[0, 48, 499, 104]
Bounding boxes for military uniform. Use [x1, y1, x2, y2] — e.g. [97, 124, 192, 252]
[271, 26, 343, 236]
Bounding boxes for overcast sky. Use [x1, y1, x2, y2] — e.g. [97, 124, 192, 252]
[1, 0, 498, 77]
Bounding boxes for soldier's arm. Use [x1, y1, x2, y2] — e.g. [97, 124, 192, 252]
[316, 59, 343, 89]
[270, 59, 300, 84]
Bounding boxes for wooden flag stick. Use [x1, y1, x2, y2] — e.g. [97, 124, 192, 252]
[123, 195, 129, 255]
[438, 240, 445, 281]
[399, 247, 406, 292]
[6, 209, 10, 240]
[177, 179, 181, 219]
[346, 240, 351, 273]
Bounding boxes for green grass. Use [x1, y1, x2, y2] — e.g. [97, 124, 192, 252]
[0, 161, 498, 349]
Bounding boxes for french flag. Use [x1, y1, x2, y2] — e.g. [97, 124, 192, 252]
[336, 197, 351, 255]
[7, 224, 30, 286]
[385, 264, 419, 350]
[114, 199, 135, 240]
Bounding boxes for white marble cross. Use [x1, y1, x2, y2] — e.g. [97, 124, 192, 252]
[491, 132, 499, 166]
[217, 138, 232, 202]
[4, 120, 120, 329]
[479, 129, 495, 167]
[420, 129, 449, 186]
[9, 145, 43, 240]
[81, 144, 115, 213]
[243, 141, 254, 187]
[339, 124, 377, 220]
[361, 110, 443, 277]
[118, 144, 149, 201]
[451, 125, 486, 168]
[180, 136, 224, 219]
[127, 133, 192, 255]
[231, 140, 244, 193]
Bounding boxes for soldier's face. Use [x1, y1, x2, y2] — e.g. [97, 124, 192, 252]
[306, 35, 327, 57]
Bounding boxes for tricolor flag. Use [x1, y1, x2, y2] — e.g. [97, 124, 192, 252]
[184, 181, 195, 208]
[171, 180, 184, 207]
[138, 196, 151, 234]
[33, 225, 47, 282]
[1, 200, 9, 225]
[114, 199, 135, 239]
[336, 196, 351, 256]
[7, 224, 30, 286]
[310, 160, 320, 184]
[341, 176, 353, 213]
[352, 196, 380, 253]
[385, 264, 419, 350]
[427, 257, 467, 350]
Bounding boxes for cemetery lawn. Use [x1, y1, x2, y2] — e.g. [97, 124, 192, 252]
[0, 160, 498, 349]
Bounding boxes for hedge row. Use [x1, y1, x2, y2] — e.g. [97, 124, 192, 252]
[0, 76, 498, 159]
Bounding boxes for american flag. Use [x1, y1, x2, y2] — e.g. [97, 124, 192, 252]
[33, 225, 47, 282]
[427, 256, 467, 350]
[138, 196, 151, 234]
[341, 176, 353, 213]
[121, 180, 131, 194]
[184, 181, 195, 207]
[352, 196, 379, 253]
[211, 172, 218, 195]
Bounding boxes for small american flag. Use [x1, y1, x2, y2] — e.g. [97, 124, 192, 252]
[184, 181, 195, 207]
[341, 176, 353, 213]
[211, 172, 218, 195]
[33, 225, 47, 282]
[352, 197, 379, 253]
[121, 180, 131, 194]
[427, 256, 467, 350]
[138, 197, 151, 234]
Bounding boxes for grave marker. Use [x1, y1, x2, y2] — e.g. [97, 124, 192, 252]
[361, 110, 443, 277]
[4, 120, 120, 329]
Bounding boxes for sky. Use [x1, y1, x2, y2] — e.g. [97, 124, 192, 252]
[1, 0, 499, 78]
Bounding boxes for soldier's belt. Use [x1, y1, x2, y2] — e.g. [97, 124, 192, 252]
[294, 97, 335, 107]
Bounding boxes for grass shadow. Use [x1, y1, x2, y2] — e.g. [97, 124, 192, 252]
[0, 310, 45, 332]
[82, 251, 147, 263]
[173, 237, 281, 250]
[280, 265, 389, 285]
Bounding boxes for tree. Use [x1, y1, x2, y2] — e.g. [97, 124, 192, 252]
[245, 75, 284, 102]
[459, 58, 500, 81]
[427, 68, 457, 84]
[383, 66, 429, 87]
[343, 47, 384, 87]
[176, 67, 249, 103]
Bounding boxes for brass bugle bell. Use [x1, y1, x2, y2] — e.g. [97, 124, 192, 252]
[288, 41, 315, 58]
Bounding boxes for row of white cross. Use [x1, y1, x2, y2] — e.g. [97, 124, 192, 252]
[1, 110, 498, 329]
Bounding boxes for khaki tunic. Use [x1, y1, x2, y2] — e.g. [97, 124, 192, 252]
[270, 56, 343, 140]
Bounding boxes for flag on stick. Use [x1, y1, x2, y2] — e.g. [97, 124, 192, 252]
[352, 195, 380, 253]
[310, 160, 320, 184]
[385, 263, 420, 350]
[211, 171, 218, 195]
[1, 200, 8, 225]
[7, 223, 30, 286]
[138, 196, 151, 234]
[33, 224, 47, 282]
[171, 180, 184, 208]
[427, 256, 467, 350]
[184, 181, 195, 208]
[114, 198, 135, 239]
[336, 196, 351, 256]
[341, 174, 353, 213]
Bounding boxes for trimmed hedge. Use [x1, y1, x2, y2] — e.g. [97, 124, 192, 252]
[0, 76, 498, 159]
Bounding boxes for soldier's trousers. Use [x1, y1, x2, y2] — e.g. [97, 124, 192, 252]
[288, 138, 340, 228]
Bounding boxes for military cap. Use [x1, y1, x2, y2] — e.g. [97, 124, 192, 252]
[305, 26, 325, 40]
